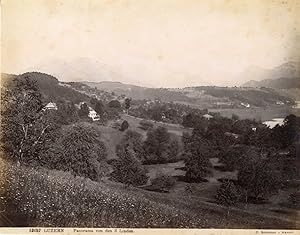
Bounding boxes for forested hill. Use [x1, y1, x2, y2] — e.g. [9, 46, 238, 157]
[82, 81, 295, 108]
[1, 72, 90, 104]
[1, 72, 295, 108]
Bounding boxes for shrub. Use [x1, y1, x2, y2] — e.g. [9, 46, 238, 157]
[120, 120, 129, 131]
[150, 174, 176, 192]
[138, 120, 154, 131]
[215, 181, 239, 206]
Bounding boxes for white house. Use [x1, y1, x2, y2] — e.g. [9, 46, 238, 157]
[241, 102, 250, 108]
[203, 114, 213, 120]
[88, 107, 100, 121]
[43, 102, 58, 111]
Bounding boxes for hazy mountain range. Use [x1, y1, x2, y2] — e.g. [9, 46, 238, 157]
[27, 58, 299, 88]
[241, 61, 300, 88]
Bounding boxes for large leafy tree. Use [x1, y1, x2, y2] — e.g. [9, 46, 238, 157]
[78, 102, 89, 119]
[272, 114, 300, 149]
[54, 123, 107, 180]
[238, 158, 280, 201]
[183, 128, 212, 182]
[143, 126, 180, 163]
[56, 100, 79, 125]
[94, 100, 105, 116]
[111, 145, 148, 186]
[1, 76, 58, 164]
[116, 130, 145, 162]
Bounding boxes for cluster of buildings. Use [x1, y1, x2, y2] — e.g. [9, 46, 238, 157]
[43, 101, 100, 121]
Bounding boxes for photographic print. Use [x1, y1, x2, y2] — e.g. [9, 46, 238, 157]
[0, 0, 300, 230]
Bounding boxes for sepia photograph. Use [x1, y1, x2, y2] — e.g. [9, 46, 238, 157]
[0, 0, 300, 230]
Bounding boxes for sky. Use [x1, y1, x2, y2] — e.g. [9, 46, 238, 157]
[2, 0, 300, 87]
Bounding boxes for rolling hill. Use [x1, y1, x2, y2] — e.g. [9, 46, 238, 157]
[1, 71, 295, 108]
[82, 80, 294, 108]
[1, 72, 90, 104]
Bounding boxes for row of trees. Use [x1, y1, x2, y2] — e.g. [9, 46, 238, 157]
[181, 109, 300, 203]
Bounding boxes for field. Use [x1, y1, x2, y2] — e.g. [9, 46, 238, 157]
[1, 158, 299, 228]
[145, 158, 299, 224]
[121, 113, 192, 137]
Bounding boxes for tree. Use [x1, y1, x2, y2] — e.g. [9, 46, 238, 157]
[166, 138, 181, 161]
[185, 151, 212, 182]
[150, 173, 176, 192]
[108, 100, 121, 108]
[150, 106, 163, 121]
[124, 98, 131, 114]
[120, 120, 129, 132]
[238, 159, 280, 202]
[94, 100, 104, 116]
[0, 76, 58, 164]
[271, 114, 300, 149]
[215, 181, 239, 207]
[138, 120, 154, 131]
[110, 146, 148, 186]
[116, 130, 145, 161]
[53, 123, 107, 180]
[78, 103, 89, 119]
[90, 97, 98, 107]
[183, 130, 212, 182]
[143, 126, 174, 163]
[56, 100, 79, 125]
[218, 146, 245, 171]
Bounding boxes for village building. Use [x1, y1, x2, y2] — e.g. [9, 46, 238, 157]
[88, 107, 100, 121]
[241, 102, 250, 108]
[224, 132, 240, 139]
[203, 114, 213, 120]
[43, 102, 58, 111]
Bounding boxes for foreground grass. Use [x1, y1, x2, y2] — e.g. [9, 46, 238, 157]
[0, 158, 298, 228]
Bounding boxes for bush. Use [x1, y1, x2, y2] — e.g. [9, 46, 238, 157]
[150, 174, 176, 192]
[139, 120, 154, 131]
[120, 120, 129, 131]
[215, 181, 239, 206]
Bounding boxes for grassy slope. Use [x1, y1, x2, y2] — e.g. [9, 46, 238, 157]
[0, 159, 298, 228]
[121, 114, 192, 138]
